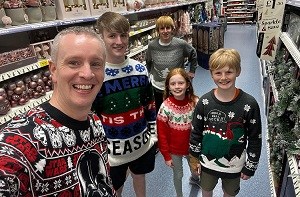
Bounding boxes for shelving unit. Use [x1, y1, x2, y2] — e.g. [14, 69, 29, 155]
[280, 32, 300, 67]
[129, 24, 155, 37]
[263, 1, 300, 196]
[0, 91, 53, 125]
[0, 60, 49, 82]
[0, 1, 201, 36]
[225, 0, 255, 24]
[128, 45, 148, 58]
[285, 153, 300, 196]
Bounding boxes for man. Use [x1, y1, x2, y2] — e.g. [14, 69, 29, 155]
[0, 26, 116, 196]
[93, 12, 157, 197]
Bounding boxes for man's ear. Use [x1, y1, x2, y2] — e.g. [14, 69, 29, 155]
[48, 60, 57, 83]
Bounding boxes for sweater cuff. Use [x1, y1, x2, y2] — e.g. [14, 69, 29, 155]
[241, 166, 255, 177]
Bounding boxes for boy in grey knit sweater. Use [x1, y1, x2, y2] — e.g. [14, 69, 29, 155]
[146, 16, 198, 113]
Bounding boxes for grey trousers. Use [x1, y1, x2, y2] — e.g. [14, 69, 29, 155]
[171, 154, 199, 197]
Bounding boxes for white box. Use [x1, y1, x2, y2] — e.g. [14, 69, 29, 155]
[88, 0, 111, 16]
[55, 0, 91, 20]
[109, 0, 127, 13]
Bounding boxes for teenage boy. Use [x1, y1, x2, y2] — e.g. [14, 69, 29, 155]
[146, 15, 198, 113]
[93, 12, 157, 197]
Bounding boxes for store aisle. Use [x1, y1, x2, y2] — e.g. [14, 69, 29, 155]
[122, 24, 271, 197]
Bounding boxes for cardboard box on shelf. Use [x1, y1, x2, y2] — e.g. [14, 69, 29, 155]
[192, 22, 225, 69]
[30, 40, 54, 60]
[88, 0, 111, 16]
[55, 0, 91, 20]
[0, 46, 38, 74]
[109, 0, 127, 13]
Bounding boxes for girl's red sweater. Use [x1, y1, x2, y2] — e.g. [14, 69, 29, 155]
[157, 96, 195, 161]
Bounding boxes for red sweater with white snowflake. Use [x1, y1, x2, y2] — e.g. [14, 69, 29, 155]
[157, 96, 195, 161]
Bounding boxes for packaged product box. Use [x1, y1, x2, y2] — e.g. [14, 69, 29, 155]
[55, 0, 91, 20]
[0, 46, 38, 74]
[193, 22, 224, 69]
[88, 0, 111, 16]
[109, 0, 127, 13]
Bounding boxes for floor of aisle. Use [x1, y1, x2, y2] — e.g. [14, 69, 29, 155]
[122, 24, 272, 197]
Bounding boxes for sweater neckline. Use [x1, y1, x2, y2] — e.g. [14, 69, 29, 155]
[41, 102, 91, 130]
[106, 57, 129, 67]
[168, 96, 189, 106]
[211, 89, 242, 104]
[159, 38, 172, 46]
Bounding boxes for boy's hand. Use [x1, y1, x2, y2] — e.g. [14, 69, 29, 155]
[187, 72, 195, 79]
[189, 154, 200, 175]
[241, 173, 250, 180]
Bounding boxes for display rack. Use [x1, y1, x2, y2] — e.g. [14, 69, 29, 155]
[0, 60, 49, 83]
[225, 0, 254, 24]
[129, 25, 156, 37]
[264, 1, 300, 195]
[0, 91, 53, 125]
[282, 7, 300, 196]
[286, 0, 300, 7]
[128, 45, 148, 58]
[280, 32, 300, 68]
[0, 0, 202, 36]
[278, 10, 300, 195]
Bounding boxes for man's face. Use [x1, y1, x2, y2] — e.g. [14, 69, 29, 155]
[101, 29, 129, 64]
[50, 33, 105, 118]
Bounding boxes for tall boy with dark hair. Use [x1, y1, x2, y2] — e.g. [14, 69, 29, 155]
[93, 12, 157, 197]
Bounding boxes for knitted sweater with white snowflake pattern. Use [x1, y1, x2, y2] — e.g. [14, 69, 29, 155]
[146, 37, 198, 90]
[157, 96, 195, 162]
[92, 58, 157, 167]
[0, 102, 116, 196]
[189, 89, 262, 178]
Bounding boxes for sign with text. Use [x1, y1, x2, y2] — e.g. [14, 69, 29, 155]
[256, 0, 286, 61]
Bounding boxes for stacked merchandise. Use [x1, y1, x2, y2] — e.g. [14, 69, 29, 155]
[192, 22, 224, 69]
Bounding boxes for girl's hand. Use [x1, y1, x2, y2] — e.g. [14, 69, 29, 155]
[165, 160, 174, 168]
[196, 163, 201, 176]
[240, 173, 250, 180]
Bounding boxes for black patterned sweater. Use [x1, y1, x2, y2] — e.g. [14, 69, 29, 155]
[189, 89, 262, 178]
[0, 102, 116, 197]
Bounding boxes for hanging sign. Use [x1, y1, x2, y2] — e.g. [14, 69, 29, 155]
[256, 0, 286, 61]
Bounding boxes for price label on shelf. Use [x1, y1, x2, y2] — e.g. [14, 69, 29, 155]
[38, 60, 49, 67]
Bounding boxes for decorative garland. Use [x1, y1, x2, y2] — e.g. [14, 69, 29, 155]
[268, 49, 300, 182]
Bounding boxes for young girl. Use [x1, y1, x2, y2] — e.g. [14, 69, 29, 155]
[156, 68, 199, 197]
